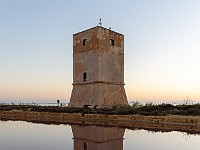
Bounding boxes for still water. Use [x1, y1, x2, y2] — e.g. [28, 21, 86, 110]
[0, 120, 200, 150]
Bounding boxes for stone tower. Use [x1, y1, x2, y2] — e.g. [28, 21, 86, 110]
[69, 26, 128, 107]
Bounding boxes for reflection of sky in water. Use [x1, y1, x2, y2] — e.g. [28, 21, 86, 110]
[0, 121, 73, 150]
[0, 121, 200, 150]
[124, 129, 200, 150]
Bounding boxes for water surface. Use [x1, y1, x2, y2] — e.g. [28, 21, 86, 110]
[0, 120, 200, 150]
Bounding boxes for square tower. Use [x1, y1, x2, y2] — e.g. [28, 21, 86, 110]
[69, 26, 128, 107]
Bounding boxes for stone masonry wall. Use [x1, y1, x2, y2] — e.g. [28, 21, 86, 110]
[70, 26, 127, 107]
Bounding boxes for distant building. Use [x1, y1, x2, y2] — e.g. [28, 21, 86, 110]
[69, 26, 128, 107]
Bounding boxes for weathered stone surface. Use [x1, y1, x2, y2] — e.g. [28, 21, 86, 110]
[70, 83, 127, 107]
[69, 26, 128, 107]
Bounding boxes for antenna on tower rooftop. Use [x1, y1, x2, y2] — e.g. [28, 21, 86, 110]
[98, 18, 102, 26]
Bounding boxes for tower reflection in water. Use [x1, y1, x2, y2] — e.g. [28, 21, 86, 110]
[71, 125, 125, 150]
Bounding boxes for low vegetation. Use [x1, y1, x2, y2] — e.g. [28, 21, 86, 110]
[1, 102, 200, 116]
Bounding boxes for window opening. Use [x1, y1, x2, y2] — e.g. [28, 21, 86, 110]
[110, 39, 114, 46]
[84, 142, 87, 150]
[83, 72, 87, 81]
[83, 39, 87, 46]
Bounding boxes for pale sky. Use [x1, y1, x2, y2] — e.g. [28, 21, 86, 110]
[1, 0, 200, 103]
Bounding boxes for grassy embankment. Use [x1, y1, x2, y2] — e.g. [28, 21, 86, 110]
[1, 102, 200, 116]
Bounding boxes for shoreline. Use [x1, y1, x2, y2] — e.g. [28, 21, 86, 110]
[1, 110, 200, 134]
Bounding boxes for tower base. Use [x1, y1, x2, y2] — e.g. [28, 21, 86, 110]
[69, 83, 128, 107]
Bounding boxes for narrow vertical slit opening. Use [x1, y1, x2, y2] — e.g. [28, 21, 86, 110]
[84, 142, 87, 150]
[83, 72, 87, 81]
